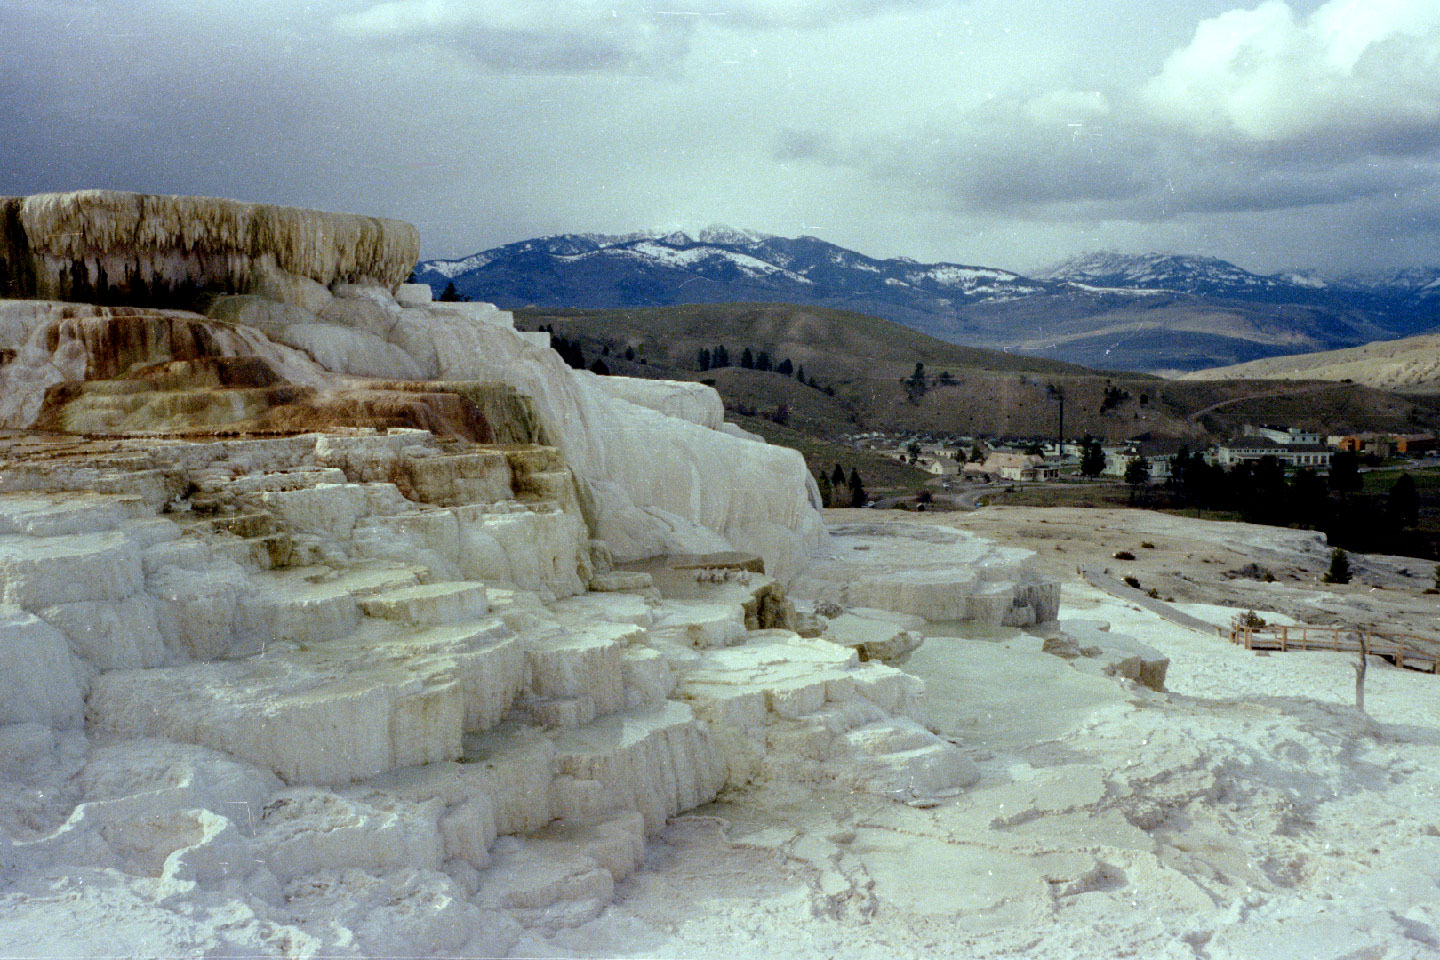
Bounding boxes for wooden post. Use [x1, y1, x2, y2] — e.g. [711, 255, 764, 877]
[1355, 633, 1368, 715]
[1281, 625, 1288, 652]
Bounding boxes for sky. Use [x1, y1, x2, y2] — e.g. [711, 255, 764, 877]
[2, 0, 1438, 275]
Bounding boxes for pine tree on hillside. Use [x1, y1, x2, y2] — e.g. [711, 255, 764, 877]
[795, 364, 805, 383]
[848, 469, 867, 508]
[817, 473, 833, 508]
[755, 351, 772, 372]
[714, 345, 730, 368]
[740, 347, 755, 369]
[831, 464, 846, 490]
[697, 347, 712, 371]
[439, 281, 463, 302]
[777, 358, 793, 376]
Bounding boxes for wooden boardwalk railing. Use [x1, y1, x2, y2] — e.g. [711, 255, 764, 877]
[1229, 624, 1440, 674]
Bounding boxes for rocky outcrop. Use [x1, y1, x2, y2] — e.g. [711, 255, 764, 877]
[0, 191, 418, 306]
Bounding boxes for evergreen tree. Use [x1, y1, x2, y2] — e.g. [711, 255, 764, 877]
[1290, 468, 1329, 526]
[713, 345, 729, 368]
[777, 358, 793, 376]
[969, 443, 985, 463]
[438, 281, 462, 302]
[1246, 455, 1288, 524]
[937, 370, 955, 386]
[817, 472, 833, 508]
[905, 362, 927, 403]
[624, 346, 636, 362]
[755, 351, 772, 372]
[740, 347, 755, 369]
[1123, 455, 1150, 499]
[1329, 452, 1362, 495]
[795, 364, 805, 383]
[1387, 474, 1420, 528]
[697, 347, 711, 371]
[1324, 548, 1352, 584]
[589, 358, 610, 375]
[831, 464, 846, 489]
[1080, 438, 1105, 477]
[848, 469, 867, 508]
[808, 375, 819, 388]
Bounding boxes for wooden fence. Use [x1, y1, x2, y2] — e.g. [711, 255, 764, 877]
[1228, 623, 1440, 674]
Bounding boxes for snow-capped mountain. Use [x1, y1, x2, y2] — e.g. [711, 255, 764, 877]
[1039, 252, 1332, 303]
[413, 234, 1440, 372]
[414, 229, 1058, 314]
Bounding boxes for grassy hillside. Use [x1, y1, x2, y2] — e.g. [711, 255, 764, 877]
[516, 302, 1097, 381]
[515, 302, 1440, 445]
[1183, 332, 1440, 395]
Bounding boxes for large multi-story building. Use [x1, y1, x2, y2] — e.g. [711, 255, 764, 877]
[1216, 429, 1332, 469]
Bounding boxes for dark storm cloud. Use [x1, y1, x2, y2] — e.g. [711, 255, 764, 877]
[1, 0, 1438, 274]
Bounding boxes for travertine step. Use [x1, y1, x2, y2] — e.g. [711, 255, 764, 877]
[88, 617, 522, 785]
[523, 623, 637, 717]
[208, 512, 278, 539]
[586, 571, 655, 594]
[649, 600, 747, 649]
[192, 467, 348, 496]
[0, 493, 151, 537]
[210, 532, 295, 571]
[359, 581, 490, 626]
[0, 529, 142, 607]
[402, 452, 512, 505]
[549, 700, 727, 833]
[475, 813, 646, 929]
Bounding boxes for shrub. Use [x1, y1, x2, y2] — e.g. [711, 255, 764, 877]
[1323, 548, 1351, 585]
[1113, 550, 1135, 560]
[1122, 575, 1141, 589]
[1234, 609, 1267, 630]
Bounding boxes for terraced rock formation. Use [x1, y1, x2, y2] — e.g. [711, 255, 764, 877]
[0, 192, 1058, 955]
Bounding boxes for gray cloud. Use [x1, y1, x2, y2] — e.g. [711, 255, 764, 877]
[1, 0, 1437, 275]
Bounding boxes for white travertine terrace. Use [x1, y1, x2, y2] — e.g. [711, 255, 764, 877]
[0, 192, 1059, 956]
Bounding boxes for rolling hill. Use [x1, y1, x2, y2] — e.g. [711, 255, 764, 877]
[1184, 332, 1440, 394]
[515, 303, 1440, 446]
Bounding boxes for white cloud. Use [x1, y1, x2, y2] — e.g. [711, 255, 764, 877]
[1143, 0, 1440, 146]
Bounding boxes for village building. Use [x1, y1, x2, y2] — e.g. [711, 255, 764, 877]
[966, 451, 1060, 482]
[1216, 433, 1332, 469]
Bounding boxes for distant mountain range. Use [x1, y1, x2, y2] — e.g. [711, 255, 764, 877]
[413, 230, 1440, 373]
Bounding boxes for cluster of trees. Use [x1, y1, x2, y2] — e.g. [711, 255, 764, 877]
[533, 325, 624, 375]
[698, 346, 834, 394]
[1166, 448, 1430, 557]
[816, 465, 867, 508]
[903, 363, 956, 403]
[1099, 385, 1131, 413]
